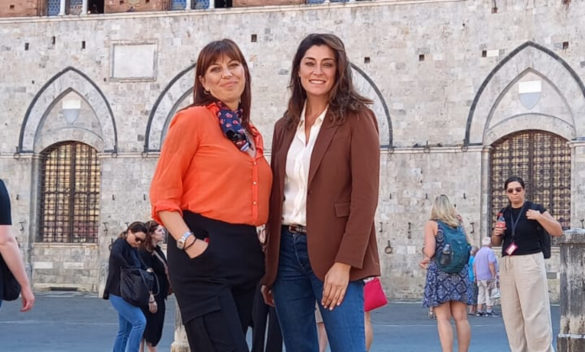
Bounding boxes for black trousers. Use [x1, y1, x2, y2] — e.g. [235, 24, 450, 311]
[168, 212, 264, 352]
[251, 284, 283, 352]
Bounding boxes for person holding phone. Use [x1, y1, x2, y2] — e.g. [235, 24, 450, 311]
[491, 176, 562, 352]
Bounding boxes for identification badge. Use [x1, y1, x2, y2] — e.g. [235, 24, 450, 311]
[505, 242, 518, 255]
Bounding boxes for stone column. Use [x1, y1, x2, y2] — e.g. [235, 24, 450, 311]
[208, 0, 215, 9]
[479, 145, 492, 240]
[569, 141, 585, 229]
[59, 0, 66, 15]
[185, 0, 192, 10]
[82, 0, 88, 15]
[557, 228, 585, 351]
[170, 301, 190, 352]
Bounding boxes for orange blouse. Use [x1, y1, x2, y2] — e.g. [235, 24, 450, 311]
[150, 104, 272, 227]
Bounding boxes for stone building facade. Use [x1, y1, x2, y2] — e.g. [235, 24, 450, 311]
[0, 0, 584, 301]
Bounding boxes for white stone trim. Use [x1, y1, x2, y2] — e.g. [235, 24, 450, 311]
[484, 113, 575, 145]
[33, 261, 54, 269]
[59, 0, 66, 15]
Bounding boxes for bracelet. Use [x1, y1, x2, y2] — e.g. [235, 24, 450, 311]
[183, 236, 197, 251]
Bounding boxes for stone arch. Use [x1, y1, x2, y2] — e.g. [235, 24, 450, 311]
[482, 68, 576, 144]
[145, 64, 195, 152]
[465, 41, 585, 146]
[19, 67, 117, 153]
[350, 63, 393, 148]
[145, 63, 393, 152]
[34, 89, 107, 153]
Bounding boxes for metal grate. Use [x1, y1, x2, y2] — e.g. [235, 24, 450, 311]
[171, 0, 210, 9]
[69, 0, 83, 15]
[47, 0, 61, 16]
[39, 142, 101, 243]
[490, 130, 571, 231]
[171, 0, 187, 9]
[194, 0, 210, 9]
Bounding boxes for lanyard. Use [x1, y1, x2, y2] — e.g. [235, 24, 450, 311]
[509, 203, 526, 239]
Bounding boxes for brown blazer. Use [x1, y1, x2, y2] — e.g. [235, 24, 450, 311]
[262, 107, 381, 288]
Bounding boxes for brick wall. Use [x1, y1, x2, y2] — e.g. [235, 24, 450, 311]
[105, 0, 170, 13]
[0, 0, 42, 17]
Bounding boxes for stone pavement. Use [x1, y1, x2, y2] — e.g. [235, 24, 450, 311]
[0, 291, 560, 351]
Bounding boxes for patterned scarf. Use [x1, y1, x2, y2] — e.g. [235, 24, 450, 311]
[215, 102, 251, 152]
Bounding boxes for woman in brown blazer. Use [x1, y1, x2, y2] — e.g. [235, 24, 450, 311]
[261, 33, 381, 352]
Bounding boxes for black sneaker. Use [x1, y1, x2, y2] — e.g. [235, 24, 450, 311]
[484, 312, 492, 317]
[476, 312, 484, 317]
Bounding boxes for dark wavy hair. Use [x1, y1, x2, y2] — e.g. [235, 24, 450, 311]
[285, 33, 372, 129]
[504, 176, 525, 190]
[192, 38, 252, 130]
[111, 221, 147, 249]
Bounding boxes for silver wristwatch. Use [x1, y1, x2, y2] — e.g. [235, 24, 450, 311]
[177, 231, 194, 250]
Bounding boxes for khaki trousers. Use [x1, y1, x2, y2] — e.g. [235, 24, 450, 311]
[477, 280, 495, 307]
[500, 253, 554, 352]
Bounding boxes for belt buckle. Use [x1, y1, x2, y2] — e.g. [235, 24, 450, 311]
[288, 224, 306, 234]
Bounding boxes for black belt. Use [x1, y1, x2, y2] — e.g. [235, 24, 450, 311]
[285, 224, 307, 234]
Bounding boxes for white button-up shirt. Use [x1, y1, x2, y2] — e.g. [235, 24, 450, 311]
[282, 103, 328, 226]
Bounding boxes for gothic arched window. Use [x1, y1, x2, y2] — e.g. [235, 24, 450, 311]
[39, 142, 100, 243]
[490, 130, 571, 230]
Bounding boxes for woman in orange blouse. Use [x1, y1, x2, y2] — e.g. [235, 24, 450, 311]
[150, 39, 272, 351]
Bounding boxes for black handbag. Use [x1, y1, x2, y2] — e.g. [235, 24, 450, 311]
[120, 267, 158, 308]
[0, 253, 21, 301]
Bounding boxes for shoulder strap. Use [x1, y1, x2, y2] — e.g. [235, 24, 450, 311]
[435, 220, 446, 230]
[152, 250, 168, 273]
[135, 249, 150, 270]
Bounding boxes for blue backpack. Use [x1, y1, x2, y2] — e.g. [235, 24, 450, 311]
[434, 221, 471, 273]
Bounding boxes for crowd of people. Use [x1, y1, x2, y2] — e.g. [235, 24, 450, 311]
[0, 33, 564, 352]
[419, 178, 561, 352]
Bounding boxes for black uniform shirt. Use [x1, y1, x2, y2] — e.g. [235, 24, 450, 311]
[0, 180, 12, 225]
[500, 201, 545, 256]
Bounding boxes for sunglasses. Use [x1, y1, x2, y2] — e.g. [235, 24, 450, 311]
[134, 236, 145, 244]
[506, 187, 523, 194]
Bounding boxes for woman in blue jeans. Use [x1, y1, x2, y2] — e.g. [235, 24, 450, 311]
[261, 33, 381, 352]
[103, 222, 148, 352]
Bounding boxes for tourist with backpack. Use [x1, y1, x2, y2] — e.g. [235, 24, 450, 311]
[491, 176, 562, 352]
[421, 195, 473, 352]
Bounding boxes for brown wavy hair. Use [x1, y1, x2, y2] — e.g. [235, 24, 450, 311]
[192, 39, 252, 130]
[141, 220, 161, 252]
[285, 33, 372, 129]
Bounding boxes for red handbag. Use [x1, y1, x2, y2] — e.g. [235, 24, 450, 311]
[364, 277, 388, 312]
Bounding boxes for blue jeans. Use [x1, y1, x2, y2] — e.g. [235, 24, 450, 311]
[110, 294, 146, 352]
[272, 228, 365, 352]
